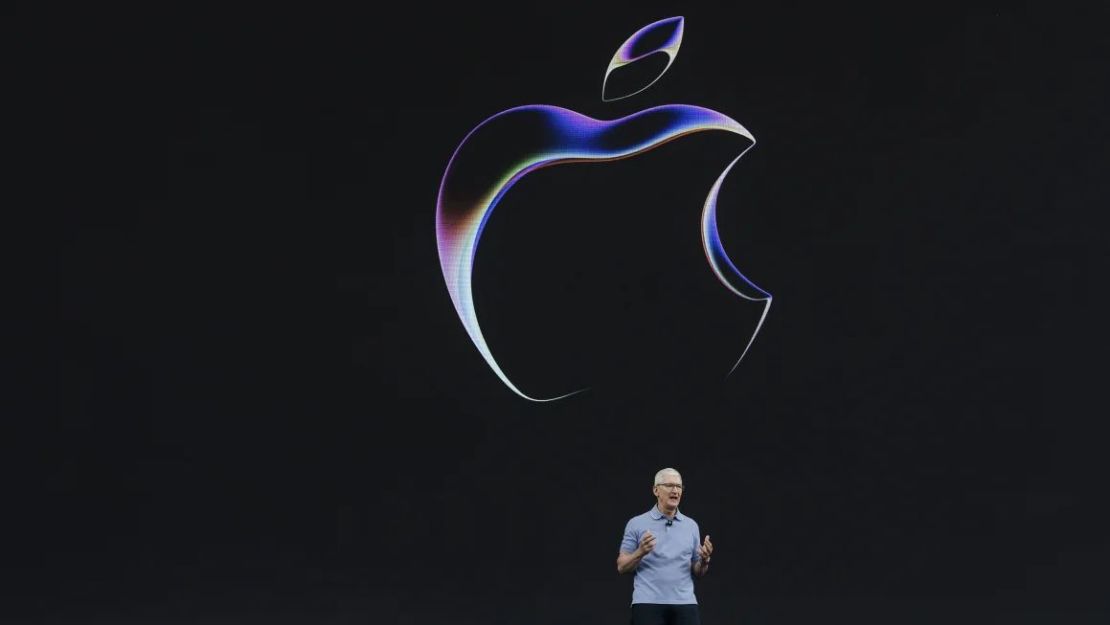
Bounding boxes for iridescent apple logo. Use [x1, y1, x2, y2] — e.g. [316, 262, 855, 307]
[436, 16, 771, 401]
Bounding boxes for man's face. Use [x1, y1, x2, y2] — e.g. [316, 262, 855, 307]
[653, 474, 684, 513]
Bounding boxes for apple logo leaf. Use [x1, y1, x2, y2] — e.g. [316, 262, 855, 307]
[603, 16, 685, 102]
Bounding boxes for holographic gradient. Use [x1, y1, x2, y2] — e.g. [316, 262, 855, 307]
[436, 104, 771, 401]
[603, 16, 684, 102]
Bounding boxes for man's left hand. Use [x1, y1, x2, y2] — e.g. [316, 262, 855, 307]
[698, 534, 713, 563]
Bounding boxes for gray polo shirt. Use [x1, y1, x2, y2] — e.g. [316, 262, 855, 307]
[620, 506, 702, 605]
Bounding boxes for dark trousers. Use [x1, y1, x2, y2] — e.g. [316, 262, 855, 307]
[630, 603, 701, 625]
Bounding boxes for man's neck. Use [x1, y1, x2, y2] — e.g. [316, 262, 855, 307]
[658, 504, 677, 519]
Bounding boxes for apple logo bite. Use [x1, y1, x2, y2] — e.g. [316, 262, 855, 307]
[435, 16, 771, 401]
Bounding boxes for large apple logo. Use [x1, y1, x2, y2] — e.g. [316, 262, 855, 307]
[435, 16, 771, 401]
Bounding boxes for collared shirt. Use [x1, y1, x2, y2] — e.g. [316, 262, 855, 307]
[620, 505, 702, 605]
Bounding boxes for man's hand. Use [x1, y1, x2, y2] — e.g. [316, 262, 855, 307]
[698, 534, 713, 563]
[617, 530, 657, 574]
[690, 534, 714, 578]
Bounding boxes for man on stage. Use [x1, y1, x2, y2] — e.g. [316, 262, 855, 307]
[617, 467, 713, 625]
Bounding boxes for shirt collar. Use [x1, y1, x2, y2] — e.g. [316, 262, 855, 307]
[650, 505, 683, 522]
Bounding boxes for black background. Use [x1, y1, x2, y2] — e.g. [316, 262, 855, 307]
[43, 2, 1110, 623]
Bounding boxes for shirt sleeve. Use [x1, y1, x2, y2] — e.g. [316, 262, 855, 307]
[620, 519, 639, 554]
[690, 520, 701, 563]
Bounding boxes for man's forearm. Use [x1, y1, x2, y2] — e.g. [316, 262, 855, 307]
[616, 550, 646, 574]
[691, 559, 710, 577]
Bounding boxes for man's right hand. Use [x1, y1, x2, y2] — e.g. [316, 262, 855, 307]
[617, 531, 658, 574]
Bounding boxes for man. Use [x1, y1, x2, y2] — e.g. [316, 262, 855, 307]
[617, 468, 713, 625]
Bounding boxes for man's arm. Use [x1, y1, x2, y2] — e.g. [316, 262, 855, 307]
[691, 534, 713, 578]
[691, 558, 710, 577]
[616, 530, 656, 574]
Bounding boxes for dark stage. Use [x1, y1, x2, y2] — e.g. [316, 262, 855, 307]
[43, 3, 1110, 623]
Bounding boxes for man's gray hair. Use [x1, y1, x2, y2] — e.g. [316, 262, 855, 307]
[654, 467, 682, 486]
